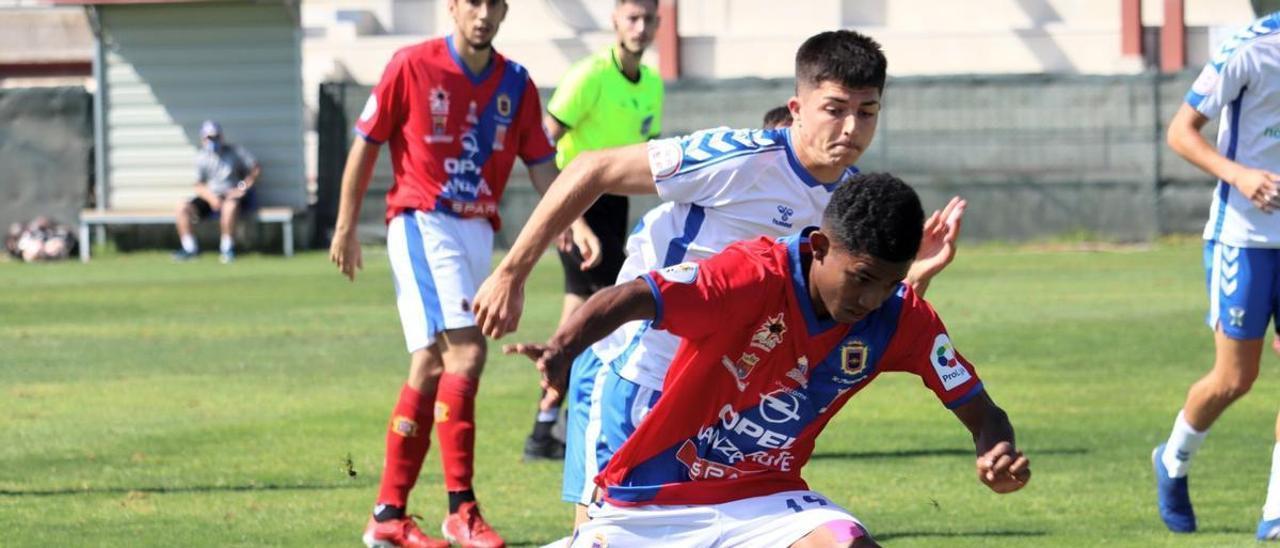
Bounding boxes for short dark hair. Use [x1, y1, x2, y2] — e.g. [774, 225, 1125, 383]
[822, 173, 922, 263]
[795, 30, 887, 92]
[762, 106, 792, 129]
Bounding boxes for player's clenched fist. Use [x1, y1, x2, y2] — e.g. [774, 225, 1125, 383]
[976, 441, 1030, 493]
[1231, 168, 1280, 214]
[473, 271, 525, 339]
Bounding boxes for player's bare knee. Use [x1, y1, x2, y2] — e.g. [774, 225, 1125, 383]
[440, 328, 487, 376]
[408, 348, 445, 389]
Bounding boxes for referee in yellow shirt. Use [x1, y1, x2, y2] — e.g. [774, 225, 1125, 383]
[523, 0, 663, 461]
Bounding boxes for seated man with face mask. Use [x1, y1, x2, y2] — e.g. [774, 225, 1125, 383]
[173, 119, 261, 263]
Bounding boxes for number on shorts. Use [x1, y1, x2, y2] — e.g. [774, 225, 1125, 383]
[786, 494, 829, 513]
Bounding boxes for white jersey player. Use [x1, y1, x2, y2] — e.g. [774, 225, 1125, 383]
[472, 29, 964, 529]
[1153, 11, 1280, 541]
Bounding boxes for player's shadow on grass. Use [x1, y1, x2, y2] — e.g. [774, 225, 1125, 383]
[0, 481, 368, 497]
[810, 447, 1088, 460]
[877, 529, 1047, 541]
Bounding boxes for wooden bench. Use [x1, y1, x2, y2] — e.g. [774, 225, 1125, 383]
[78, 207, 295, 262]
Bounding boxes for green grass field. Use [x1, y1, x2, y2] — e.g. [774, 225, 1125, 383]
[3, 240, 1278, 546]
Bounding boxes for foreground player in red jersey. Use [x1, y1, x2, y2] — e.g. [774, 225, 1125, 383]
[510, 174, 1030, 546]
[329, 1, 591, 546]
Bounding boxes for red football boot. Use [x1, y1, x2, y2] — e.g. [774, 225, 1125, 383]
[363, 515, 450, 548]
[440, 502, 505, 547]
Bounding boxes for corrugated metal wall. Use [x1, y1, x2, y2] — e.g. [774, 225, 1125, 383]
[100, 1, 305, 210]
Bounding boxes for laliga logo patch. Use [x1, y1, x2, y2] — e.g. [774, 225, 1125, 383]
[648, 140, 683, 179]
[931, 333, 971, 390]
[1190, 65, 1220, 97]
[390, 415, 418, 437]
[657, 262, 698, 284]
[359, 95, 378, 122]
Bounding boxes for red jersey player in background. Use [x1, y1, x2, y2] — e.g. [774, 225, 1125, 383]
[510, 174, 1030, 546]
[329, 1, 593, 546]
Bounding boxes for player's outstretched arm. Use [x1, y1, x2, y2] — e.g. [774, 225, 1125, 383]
[329, 137, 380, 282]
[526, 159, 603, 271]
[906, 196, 966, 296]
[1168, 103, 1280, 213]
[503, 278, 655, 398]
[952, 391, 1030, 494]
[474, 144, 656, 338]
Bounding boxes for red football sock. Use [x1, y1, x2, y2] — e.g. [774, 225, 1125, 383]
[435, 372, 478, 492]
[376, 384, 435, 508]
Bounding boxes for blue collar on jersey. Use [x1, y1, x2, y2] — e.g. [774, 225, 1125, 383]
[783, 228, 842, 336]
[445, 34, 496, 85]
[780, 127, 858, 190]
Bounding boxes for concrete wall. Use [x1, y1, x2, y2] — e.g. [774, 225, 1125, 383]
[320, 70, 1216, 247]
[0, 87, 92, 234]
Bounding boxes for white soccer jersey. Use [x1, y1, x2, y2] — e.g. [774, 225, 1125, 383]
[589, 127, 858, 390]
[1195, 13, 1280, 247]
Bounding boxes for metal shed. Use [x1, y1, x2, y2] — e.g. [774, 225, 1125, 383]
[66, 0, 306, 213]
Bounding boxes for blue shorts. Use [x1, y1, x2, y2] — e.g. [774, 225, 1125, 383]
[562, 349, 662, 504]
[1204, 240, 1280, 339]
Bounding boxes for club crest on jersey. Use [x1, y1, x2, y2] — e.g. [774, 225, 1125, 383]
[750, 313, 786, 352]
[590, 533, 608, 548]
[429, 86, 449, 115]
[785, 356, 809, 388]
[841, 340, 868, 376]
[656, 262, 698, 284]
[496, 93, 512, 118]
[721, 352, 760, 391]
[931, 333, 972, 390]
[390, 415, 419, 437]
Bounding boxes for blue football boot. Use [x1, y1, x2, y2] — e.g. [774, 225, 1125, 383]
[1153, 444, 1196, 533]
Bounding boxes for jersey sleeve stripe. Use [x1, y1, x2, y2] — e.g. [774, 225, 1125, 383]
[526, 151, 557, 166]
[640, 273, 665, 328]
[353, 128, 385, 145]
[944, 383, 985, 409]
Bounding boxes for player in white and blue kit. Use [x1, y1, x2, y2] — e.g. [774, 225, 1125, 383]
[473, 30, 964, 529]
[1153, 11, 1280, 540]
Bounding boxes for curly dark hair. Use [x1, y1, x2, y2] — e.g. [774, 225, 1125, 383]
[762, 106, 792, 129]
[822, 173, 923, 263]
[795, 30, 887, 92]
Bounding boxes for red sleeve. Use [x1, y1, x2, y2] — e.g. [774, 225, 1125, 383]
[354, 50, 409, 144]
[516, 77, 556, 165]
[879, 286, 984, 409]
[640, 241, 772, 341]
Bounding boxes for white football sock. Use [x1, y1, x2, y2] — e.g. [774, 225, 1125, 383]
[1262, 443, 1280, 520]
[536, 408, 559, 423]
[1162, 410, 1207, 478]
[219, 235, 233, 254]
[181, 234, 198, 254]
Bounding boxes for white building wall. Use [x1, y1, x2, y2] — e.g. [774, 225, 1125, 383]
[301, 0, 1263, 96]
[100, 1, 307, 210]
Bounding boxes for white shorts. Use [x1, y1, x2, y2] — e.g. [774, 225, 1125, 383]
[386, 210, 493, 352]
[572, 490, 864, 548]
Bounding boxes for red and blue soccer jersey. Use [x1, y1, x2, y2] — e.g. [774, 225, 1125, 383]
[355, 36, 556, 229]
[597, 231, 985, 506]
